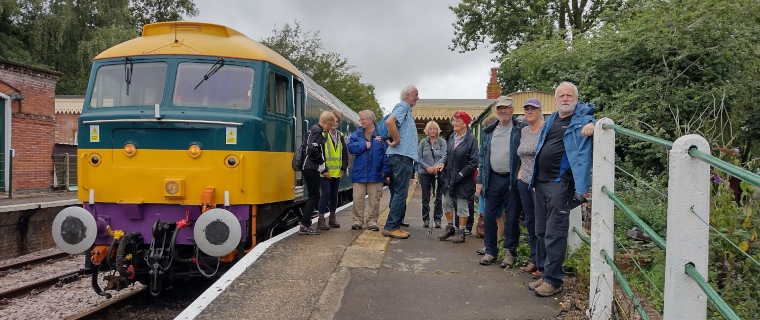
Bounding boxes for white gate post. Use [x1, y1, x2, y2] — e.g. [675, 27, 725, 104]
[663, 134, 710, 320]
[589, 118, 615, 320]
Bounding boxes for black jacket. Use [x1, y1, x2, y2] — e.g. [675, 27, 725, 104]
[443, 128, 479, 199]
[302, 123, 328, 173]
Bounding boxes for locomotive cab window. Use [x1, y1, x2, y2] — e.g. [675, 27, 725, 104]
[173, 62, 254, 108]
[89, 62, 167, 108]
[267, 72, 289, 115]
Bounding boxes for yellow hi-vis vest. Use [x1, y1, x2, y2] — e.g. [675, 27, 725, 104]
[324, 131, 343, 177]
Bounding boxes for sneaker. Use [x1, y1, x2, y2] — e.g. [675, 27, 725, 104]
[534, 282, 562, 297]
[351, 224, 363, 230]
[400, 221, 410, 227]
[463, 229, 471, 235]
[423, 220, 430, 228]
[500, 251, 515, 268]
[299, 225, 321, 235]
[519, 263, 538, 273]
[437, 225, 456, 241]
[476, 247, 486, 255]
[434, 221, 442, 228]
[382, 229, 409, 239]
[479, 254, 496, 265]
[367, 225, 379, 231]
[452, 228, 466, 243]
[528, 278, 543, 291]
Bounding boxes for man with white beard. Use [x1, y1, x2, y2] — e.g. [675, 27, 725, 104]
[528, 81, 596, 297]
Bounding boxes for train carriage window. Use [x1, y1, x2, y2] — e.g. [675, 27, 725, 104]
[89, 62, 167, 108]
[267, 72, 288, 115]
[173, 63, 254, 108]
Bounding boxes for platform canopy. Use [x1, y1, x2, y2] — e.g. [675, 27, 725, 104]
[411, 99, 494, 136]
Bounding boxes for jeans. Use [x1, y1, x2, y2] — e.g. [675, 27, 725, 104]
[384, 155, 413, 230]
[483, 172, 521, 257]
[301, 169, 321, 227]
[318, 177, 340, 215]
[534, 180, 573, 287]
[517, 180, 537, 265]
[419, 173, 443, 222]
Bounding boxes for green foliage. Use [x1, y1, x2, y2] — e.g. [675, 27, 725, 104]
[449, 0, 626, 56]
[260, 21, 382, 119]
[129, 0, 198, 32]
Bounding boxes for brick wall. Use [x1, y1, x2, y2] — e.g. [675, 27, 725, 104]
[0, 60, 61, 192]
[0, 207, 63, 260]
[55, 113, 79, 145]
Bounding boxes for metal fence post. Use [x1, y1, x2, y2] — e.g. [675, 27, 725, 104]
[589, 118, 615, 319]
[64, 152, 70, 190]
[8, 149, 13, 199]
[663, 134, 710, 319]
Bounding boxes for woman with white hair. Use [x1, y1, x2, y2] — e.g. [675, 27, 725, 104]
[418, 121, 447, 228]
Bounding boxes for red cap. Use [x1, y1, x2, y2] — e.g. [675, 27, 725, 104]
[453, 110, 472, 125]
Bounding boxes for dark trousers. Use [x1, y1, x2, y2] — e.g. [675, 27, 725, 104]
[517, 180, 537, 265]
[534, 180, 574, 287]
[318, 177, 340, 215]
[384, 155, 413, 230]
[483, 172, 521, 257]
[301, 169, 321, 227]
[419, 173, 443, 222]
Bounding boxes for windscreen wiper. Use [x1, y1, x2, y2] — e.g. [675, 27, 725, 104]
[194, 57, 225, 90]
[124, 57, 133, 95]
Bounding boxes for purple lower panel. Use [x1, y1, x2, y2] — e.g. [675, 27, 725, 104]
[85, 203, 249, 245]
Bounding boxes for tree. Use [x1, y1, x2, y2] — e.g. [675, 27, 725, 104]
[130, 0, 198, 33]
[260, 21, 382, 119]
[449, 0, 626, 56]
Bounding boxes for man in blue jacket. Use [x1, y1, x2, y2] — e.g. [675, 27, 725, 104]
[348, 110, 391, 231]
[529, 82, 596, 297]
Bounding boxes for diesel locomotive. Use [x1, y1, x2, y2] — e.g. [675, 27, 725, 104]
[51, 22, 359, 297]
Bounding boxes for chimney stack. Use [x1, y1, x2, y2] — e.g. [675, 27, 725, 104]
[486, 67, 501, 99]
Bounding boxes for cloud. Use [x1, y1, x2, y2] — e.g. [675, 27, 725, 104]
[192, 0, 495, 113]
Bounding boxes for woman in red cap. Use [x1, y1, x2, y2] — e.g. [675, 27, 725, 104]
[437, 110, 479, 243]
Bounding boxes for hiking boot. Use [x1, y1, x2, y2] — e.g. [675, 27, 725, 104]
[476, 247, 486, 255]
[500, 251, 515, 268]
[351, 224, 363, 230]
[317, 217, 330, 230]
[452, 228, 466, 243]
[479, 254, 496, 265]
[299, 225, 321, 235]
[328, 214, 340, 228]
[423, 220, 430, 228]
[532, 270, 543, 279]
[528, 278, 543, 291]
[397, 228, 410, 236]
[382, 229, 409, 239]
[434, 220, 442, 228]
[520, 263, 538, 273]
[367, 225, 379, 231]
[534, 282, 562, 297]
[437, 225, 456, 241]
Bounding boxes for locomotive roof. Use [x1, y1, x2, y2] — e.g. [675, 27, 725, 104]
[94, 22, 301, 76]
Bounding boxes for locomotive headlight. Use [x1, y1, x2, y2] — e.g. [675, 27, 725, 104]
[163, 178, 185, 198]
[188, 144, 202, 158]
[123, 143, 137, 157]
[89, 153, 102, 166]
[224, 155, 239, 168]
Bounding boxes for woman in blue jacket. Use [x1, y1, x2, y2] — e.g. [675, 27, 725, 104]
[347, 110, 391, 231]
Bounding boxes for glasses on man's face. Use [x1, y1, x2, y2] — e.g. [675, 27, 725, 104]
[497, 105, 514, 110]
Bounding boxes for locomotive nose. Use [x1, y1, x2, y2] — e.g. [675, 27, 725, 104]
[52, 206, 98, 254]
[193, 208, 242, 257]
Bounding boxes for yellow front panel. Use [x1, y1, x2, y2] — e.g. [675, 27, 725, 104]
[78, 149, 295, 205]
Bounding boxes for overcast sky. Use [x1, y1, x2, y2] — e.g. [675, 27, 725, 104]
[192, 0, 496, 113]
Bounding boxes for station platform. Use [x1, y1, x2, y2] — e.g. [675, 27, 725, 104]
[0, 191, 78, 212]
[180, 183, 563, 320]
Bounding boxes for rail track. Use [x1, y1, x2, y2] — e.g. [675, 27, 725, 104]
[0, 252, 72, 274]
[63, 286, 147, 320]
[0, 269, 86, 300]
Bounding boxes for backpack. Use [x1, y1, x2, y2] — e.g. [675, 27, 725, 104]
[291, 136, 307, 171]
[376, 113, 393, 143]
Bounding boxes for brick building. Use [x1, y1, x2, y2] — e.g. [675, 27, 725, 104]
[0, 59, 61, 193]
